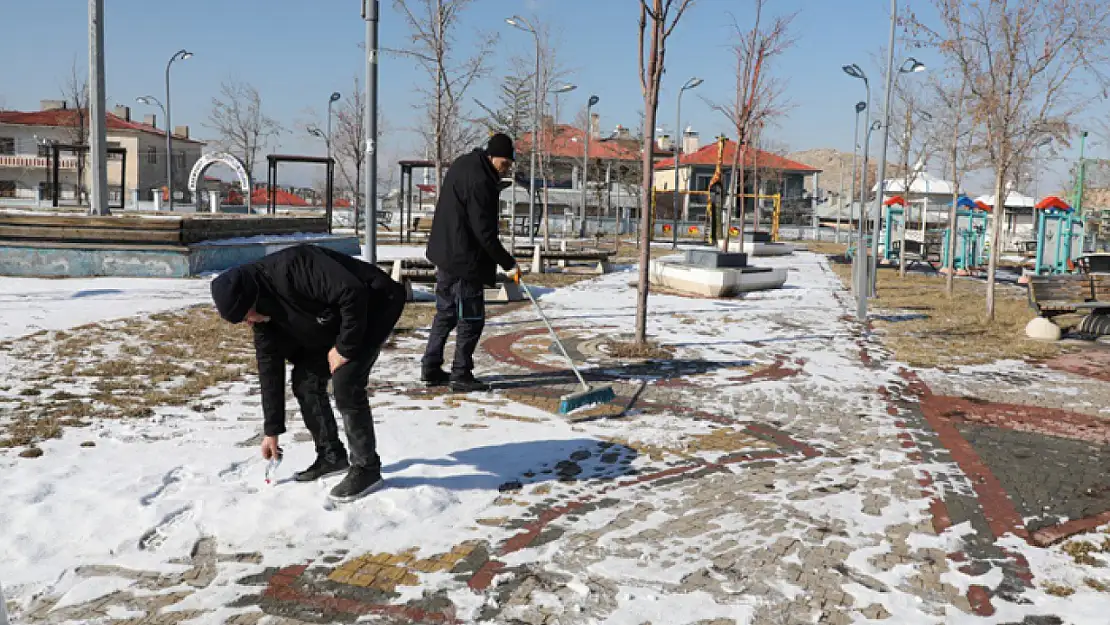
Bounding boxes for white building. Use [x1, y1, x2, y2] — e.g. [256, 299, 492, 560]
[975, 185, 1037, 252]
[0, 100, 204, 205]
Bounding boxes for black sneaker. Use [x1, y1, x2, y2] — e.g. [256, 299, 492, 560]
[421, 367, 450, 387]
[293, 454, 350, 482]
[449, 374, 491, 393]
[329, 466, 385, 503]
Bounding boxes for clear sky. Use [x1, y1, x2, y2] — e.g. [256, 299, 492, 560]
[0, 0, 1099, 194]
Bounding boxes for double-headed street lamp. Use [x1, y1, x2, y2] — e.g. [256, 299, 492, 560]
[672, 77, 703, 248]
[846, 100, 866, 248]
[506, 15, 541, 245]
[164, 49, 192, 210]
[843, 64, 871, 302]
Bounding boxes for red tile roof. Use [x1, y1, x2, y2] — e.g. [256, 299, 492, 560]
[517, 125, 645, 162]
[0, 109, 203, 144]
[654, 140, 820, 173]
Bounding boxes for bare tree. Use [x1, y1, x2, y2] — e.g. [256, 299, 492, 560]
[915, 0, 1110, 319]
[61, 59, 89, 204]
[474, 75, 532, 138]
[390, 0, 495, 189]
[328, 77, 367, 233]
[705, 0, 794, 252]
[887, 81, 941, 277]
[635, 0, 696, 344]
[206, 78, 283, 177]
[932, 76, 982, 297]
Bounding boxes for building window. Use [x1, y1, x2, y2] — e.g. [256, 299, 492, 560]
[0, 181, 16, 197]
[147, 146, 157, 165]
[37, 143, 51, 158]
[0, 138, 14, 155]
[176, 151, 186, 168]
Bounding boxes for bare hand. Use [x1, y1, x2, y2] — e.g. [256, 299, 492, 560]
[328, 347, 349, 374]
[506, 265, 522, 284]
[261, 435, 282, 460]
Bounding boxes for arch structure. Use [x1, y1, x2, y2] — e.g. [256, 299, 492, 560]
[187, 152, 253, 212]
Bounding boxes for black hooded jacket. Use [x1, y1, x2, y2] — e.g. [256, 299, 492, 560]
[425, 148, 516, 284]
[211, 245, 405, 435]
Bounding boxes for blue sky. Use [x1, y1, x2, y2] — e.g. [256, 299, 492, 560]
[0, 0, 1097, 193]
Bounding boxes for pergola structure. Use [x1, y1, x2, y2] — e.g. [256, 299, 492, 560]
[265, 154, 334, 232]
[397, 159, 440, 243]
[50, 143, 127, 210]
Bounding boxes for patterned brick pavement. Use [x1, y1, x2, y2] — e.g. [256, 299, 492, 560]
[10, 257, 1110, 624]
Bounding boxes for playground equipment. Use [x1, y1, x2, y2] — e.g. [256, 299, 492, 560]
[1033, 196, 1085, 275]
[882, 196, 907, 261]
[940, 195, 990, 272]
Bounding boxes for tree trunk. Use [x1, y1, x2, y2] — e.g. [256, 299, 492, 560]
[985, 166, 1005, 320]
[737, 150, 747, 254]
[635, 90, 658, 344]
[725, 149, 740, 251]
[945, 129, 959, 297]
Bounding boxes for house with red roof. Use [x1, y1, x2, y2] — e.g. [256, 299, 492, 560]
[652, 137, 821, 223]
[0, 100, 204, 204]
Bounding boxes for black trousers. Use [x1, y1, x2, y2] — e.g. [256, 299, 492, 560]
[421, 269, 485, 376]
[290, 295, 405, 470]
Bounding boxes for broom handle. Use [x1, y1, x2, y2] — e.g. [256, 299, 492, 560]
[518, 278, 591, 391]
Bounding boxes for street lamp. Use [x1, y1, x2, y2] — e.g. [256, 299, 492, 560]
[551, 84, 576, 124]
[507, 15, 541, 245]
[672, 76, 703, 249]
[580, 94, 599, 238]
[869, 47, 928, 299]
[327, 91, 341, 165]
[843, 64, 871, 302]
[846, 101, 866, 248]
[164, 49, 192, 210]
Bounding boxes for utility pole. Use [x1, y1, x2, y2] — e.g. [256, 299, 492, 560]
[363, 0, 379, 263]
[88, 0, 109, 216]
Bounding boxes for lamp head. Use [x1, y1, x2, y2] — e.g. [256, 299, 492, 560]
[842, 64, 865, 80]
[588, 95, 599, 107]
[179, 50, 194, 60]
[901, 57, 926, 73]
[329, 92, 341, 103]
[855, 101, 867, 113]
[506, 15, 531, 31]
[136, 96, 151, 105]
[684, 77, 704, 90]
[554, 84, 577, 94]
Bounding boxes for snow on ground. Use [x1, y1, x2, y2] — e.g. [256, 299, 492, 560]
[0, 276, 213, 340]
[2, 248, 1108, 624]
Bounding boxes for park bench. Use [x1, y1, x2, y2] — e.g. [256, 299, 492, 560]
[1026, 274, 1110, 319]
[377, 257, 522, 302]
[1077, 253, 1110, 275]
[891, 239, 938, 273]
[525, 243, 614, 275]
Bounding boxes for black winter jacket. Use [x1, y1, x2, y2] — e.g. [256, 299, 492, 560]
[425, 148, 516, 284]
[234, 245, 405, 436]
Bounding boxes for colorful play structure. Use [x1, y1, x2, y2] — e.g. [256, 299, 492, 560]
[939, 195, 991, 272]
[881, 196, 907, 261]
[1032, 195, 1085, 275]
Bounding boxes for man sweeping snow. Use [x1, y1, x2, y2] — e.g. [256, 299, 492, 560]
[210, 244, 405, 503]
[421, 132, 521, 391]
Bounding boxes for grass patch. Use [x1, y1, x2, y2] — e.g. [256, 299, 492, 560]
[522, 271, 596, 289]
[602, 340, 674, 360]
[828, 263, 1064, 368]
[795, 240, 848, 256]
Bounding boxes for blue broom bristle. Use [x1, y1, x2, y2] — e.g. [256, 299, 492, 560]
[558, 386, 616, 414]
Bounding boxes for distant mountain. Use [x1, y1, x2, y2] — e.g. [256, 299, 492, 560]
[787, 148, 878, 198]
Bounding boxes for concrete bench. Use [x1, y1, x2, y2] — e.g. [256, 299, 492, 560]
[526, 242, 614, 275]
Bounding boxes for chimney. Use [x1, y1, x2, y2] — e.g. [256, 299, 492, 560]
[40, 99, 67, 111]
[656, 134, 673, 152]
[590, 113, 600, 139]
[541, 114, 554, 131]
[615, 124, 630, 140]
[112, 105, 131, 121]
[173, 125, 189, 139]
[143, 114, 157, 128]
[682, 127, 699, 155]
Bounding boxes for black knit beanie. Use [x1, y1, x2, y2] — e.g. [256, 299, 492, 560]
[210, 266, 259, 324]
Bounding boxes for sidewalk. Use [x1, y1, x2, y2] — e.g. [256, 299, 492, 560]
[2, 251, 1108, 624]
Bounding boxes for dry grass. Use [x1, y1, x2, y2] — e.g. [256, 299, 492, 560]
[794, 240, 848, 256]
[1, 305, 255, 450]
[828, 263, 1065, 368]
[522, 271, 597, 289]
[602, 340, 674, 360]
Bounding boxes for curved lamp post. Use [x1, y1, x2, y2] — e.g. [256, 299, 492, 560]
[327, 91, 341, 165]
[672, 77, 703, 248]
[843, 64, 870, 302]
[164, 49, 192, 210]
[507, 15, 541, 244]
[580, 94, 599, 237]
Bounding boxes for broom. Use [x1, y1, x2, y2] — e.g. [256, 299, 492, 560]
[517, 275, 616, 414]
